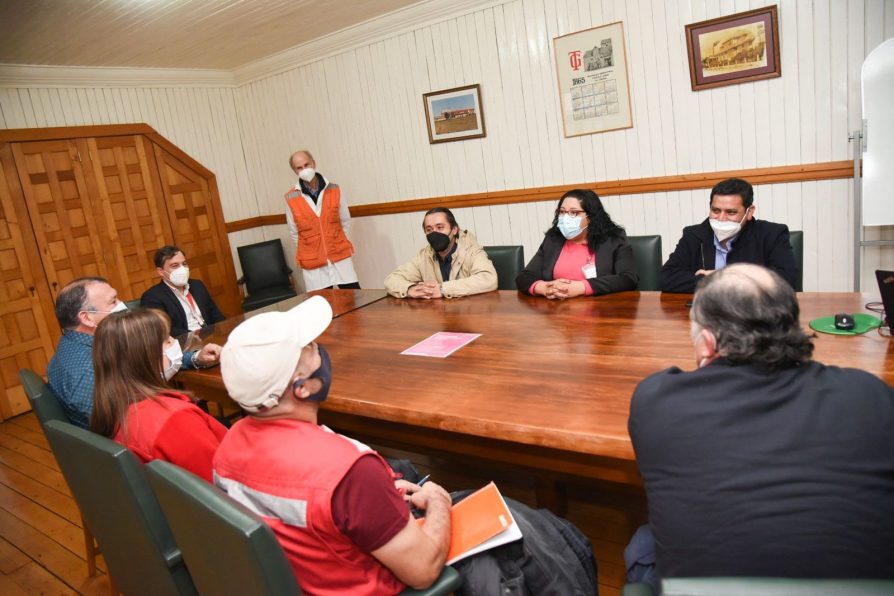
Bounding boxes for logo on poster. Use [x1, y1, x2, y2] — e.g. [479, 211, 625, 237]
[568, 50, 582, 71]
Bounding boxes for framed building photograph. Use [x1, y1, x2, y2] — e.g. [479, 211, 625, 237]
[685, 5, 781, 91]
[553, 21, 633, 137]
[422, 84, 486, 144]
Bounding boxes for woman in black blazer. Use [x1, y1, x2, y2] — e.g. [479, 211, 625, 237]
[516, 189, 638, 298]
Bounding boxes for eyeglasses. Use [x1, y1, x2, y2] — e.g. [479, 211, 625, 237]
[557, 209, 585, 217]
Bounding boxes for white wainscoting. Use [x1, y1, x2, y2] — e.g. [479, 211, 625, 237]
[1, 0, 893, 290]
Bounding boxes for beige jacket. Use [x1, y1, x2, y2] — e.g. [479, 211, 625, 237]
[384, 231, 498, 298]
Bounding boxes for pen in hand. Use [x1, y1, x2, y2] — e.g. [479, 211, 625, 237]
[417, 474, 431, 486]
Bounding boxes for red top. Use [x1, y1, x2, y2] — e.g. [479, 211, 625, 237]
[115, 391, 227, 482]
[530, 240, 595, 295]
[213, 418, 407, 595]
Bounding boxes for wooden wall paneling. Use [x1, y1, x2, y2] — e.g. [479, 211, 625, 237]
[0, 145, 58, 420]
[150, 142, 241, 316]
[11, 140, 109, 295]
[82, 135, 174, 301]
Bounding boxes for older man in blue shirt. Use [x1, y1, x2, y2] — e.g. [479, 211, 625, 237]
[47, 277, 221, 428]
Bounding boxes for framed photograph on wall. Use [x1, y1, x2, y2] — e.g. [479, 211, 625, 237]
[422, 84, 486, 144]
[553, 21, 633, 137]
[685, 5, 781, 91]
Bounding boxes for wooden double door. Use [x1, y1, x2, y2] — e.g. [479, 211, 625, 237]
[0, 125, 240, 419]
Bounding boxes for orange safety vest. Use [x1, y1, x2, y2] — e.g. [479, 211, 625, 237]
[284, 183, 354, 270]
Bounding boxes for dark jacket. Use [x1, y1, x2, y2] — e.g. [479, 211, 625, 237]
[629, 358, 894, 579]
[140, 279, 225, 337]
[660, 218, 798, 293]
[451, 490, 597, 595]
[515, 231, 639, 295]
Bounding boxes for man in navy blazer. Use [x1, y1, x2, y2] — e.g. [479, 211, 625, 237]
[140, 245, 226, 337]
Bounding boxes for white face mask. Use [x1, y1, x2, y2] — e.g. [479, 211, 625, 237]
[557, 214, 585, 239]
[162, 341, 183, 381]
[168, 266, 189, 287]
[298, 167, 316, 182]
[709, 208, 750, 242]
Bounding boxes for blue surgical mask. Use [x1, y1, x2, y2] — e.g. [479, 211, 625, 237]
[557, 214, 585, 239]
[292, 344, 332, 403]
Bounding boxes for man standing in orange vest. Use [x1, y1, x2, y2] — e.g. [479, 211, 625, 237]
[284, 150, 360, 291]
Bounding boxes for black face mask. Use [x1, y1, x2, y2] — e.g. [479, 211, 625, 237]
[426, 231, 451, 252]
[292, 344, 333, 403]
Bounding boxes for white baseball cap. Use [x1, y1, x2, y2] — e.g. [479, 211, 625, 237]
[220, 295, 333, 412]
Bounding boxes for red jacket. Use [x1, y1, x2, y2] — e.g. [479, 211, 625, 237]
[213, 418, 406, 595]
[115, 391, 227, 482]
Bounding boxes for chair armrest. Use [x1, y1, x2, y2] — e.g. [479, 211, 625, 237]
[400, 566, 462, 596]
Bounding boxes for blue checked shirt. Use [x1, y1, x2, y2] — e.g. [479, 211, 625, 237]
[47, 330, 201, 429]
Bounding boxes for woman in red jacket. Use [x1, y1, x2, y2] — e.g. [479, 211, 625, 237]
[90, 308, 227, 482]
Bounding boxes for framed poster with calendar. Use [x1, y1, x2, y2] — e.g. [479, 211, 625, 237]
[553, 21, 633, 137]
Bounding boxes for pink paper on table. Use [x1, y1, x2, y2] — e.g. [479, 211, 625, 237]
[401, 332, 482, 358]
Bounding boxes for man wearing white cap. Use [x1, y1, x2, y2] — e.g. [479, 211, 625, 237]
[213, 296, 451, 594]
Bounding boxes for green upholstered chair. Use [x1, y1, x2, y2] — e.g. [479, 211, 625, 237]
[623, 577, 894, 596]
[628, 235, 663, 291]
[146, 460, 462, 596]
[125, 298, 142, 310]
[19, 369, 100, 578]
[483, 245, 524, 290]
[789, 230, 804, 291]
[43, 420, 197, 595]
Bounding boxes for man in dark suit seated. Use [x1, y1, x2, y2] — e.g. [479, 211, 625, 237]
[660, 178, 799, 293]
[141, 245, 225, 337]
[627, 263, 894, 586]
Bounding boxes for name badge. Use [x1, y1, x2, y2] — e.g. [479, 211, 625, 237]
[582, 262, 597, 278]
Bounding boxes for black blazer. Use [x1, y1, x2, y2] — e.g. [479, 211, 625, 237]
[515, 231, 639, 296]
[140, 279, 225, 337]
[660, 219, 798, 293]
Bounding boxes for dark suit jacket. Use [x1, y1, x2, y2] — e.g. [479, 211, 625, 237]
[515, 231, 639, 295]
[660, 219, 798, 293]
[140, 279, 225, 337]
[630, 358, 894, 578]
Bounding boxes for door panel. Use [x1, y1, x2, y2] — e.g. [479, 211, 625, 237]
[152, 144, 241, 316]
[12, 140, 108, 297]
[0, 144, 57, 420]
[83, 136, 173, 301]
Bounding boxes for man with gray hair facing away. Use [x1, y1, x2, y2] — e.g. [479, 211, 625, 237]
[627, 263, 894, 585]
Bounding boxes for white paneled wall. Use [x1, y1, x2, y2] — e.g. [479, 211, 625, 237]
[2, 0, 893, 290]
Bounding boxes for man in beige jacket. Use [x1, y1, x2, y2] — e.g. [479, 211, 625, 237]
[384, 208, 498, 299]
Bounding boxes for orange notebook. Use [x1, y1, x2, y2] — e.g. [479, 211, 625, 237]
[419, 482, 523, 565]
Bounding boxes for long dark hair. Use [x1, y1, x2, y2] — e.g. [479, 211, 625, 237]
[90, 308, 172, 438]
[547, 189, 625, 252]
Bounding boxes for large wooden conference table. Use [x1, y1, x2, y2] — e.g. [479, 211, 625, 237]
[177, 289, 894, 499]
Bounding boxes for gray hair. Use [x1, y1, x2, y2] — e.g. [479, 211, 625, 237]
[690, 264, 813, 369]
[55, 277, 109, 330]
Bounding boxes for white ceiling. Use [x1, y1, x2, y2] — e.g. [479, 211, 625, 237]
[0, 0, 423, 70]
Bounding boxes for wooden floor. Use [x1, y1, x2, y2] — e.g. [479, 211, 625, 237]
[0, 412, 644, 595]
[0, 413, 110, 595]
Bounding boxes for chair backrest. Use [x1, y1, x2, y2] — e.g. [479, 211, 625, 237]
[43, 420, 196, 596]
[146, 460, 302, 595]
[789, 230, 804, 291]
[238, 239, 293, 294]
[660, 577, 894, 595]
[125, 298, 142, 310]
[483, 245, 524, 290]
[627, 235, 662, 291]
[19, 369, 71, 429]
